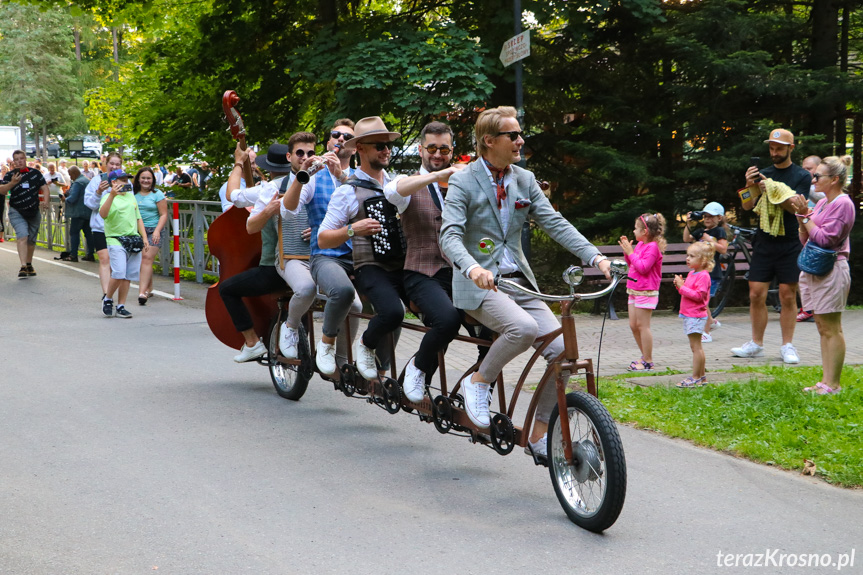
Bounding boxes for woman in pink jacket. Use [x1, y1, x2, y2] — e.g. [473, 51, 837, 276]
[619, 213, 666, 371]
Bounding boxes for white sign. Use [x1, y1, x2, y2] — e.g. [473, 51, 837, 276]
[500, 31, 530, 67]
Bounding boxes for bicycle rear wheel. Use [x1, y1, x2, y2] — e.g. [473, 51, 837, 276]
[547, 391, 626, 532]
[268, 318, 312, 401]
[710, 258, 735, 318]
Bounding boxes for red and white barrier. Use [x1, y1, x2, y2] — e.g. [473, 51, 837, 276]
[172, 202, 183, 300]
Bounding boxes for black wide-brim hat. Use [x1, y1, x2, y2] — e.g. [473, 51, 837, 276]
[255, 143, 291, 172]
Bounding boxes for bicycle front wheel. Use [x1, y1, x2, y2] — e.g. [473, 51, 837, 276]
[268, 319, 312, 401]
[710, 258, 736, 318]
[547, 391, 626, 532]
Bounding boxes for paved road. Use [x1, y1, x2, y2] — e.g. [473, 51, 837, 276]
[2, 247, 861, 574]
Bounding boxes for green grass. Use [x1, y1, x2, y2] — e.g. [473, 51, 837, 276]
[597, 365, 863, 487]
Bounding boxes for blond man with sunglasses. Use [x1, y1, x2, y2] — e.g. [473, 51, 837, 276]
[440, 106, 611, 460]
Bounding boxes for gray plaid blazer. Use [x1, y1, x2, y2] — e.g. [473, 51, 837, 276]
[440, 160, 600, 310]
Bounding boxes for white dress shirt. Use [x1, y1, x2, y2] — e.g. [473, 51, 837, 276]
[318, 168, 393, 234]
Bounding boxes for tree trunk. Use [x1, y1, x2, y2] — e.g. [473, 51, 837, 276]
[74, 27, 81, 61]
[318, 0, 337, 26]
[18, 114, 26, 151]
[835, 0, 850, 150]
[41, 124, 48, 162]
[808, 0, 842, 138]
[112, 26, 120, 81]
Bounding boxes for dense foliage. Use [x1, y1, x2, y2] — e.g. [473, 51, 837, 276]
[0, 0, 860, 220]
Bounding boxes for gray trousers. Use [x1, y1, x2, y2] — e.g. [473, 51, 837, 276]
[466, 278, 565, 423]
[310, 254, 362, 366]
[277, 259, 317, 329]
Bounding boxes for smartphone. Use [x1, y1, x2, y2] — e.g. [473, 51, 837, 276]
[749, 156, 761, 183]
[121, 183, 134, 193]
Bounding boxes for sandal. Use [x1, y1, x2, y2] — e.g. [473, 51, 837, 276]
[803, 382, 841, 395]
[628, 359, 655, 372]
[676, 376, 706, 388]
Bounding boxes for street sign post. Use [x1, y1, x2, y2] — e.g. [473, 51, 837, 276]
[500, 31, 530, 67]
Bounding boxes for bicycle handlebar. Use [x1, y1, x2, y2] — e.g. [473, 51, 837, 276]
[728, 224, 758, 236]
[495, 260, 629, 302]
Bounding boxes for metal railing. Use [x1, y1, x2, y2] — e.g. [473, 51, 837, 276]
[1, 197, 223, 284]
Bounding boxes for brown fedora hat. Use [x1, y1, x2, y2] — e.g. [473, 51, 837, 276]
[342, 116, 401, 150]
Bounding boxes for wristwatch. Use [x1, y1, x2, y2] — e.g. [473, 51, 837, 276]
[346, 224, 354, 238]
[801, 217, 810, 225]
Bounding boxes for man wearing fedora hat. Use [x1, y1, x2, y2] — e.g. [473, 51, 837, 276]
[440, 105, 611, 457]
[219, 142, 297, 363]
[317, 116, 407, 381]
[281, 119, 363, 376]
[733, 128, 811, 364]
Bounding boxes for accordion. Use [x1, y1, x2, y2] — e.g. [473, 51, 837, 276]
[363, 196, 406, 263]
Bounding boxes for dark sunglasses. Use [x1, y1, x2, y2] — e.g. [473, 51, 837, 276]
[330, 131, 354, 141]
[496, 130, 522, 141]
[422, 144, 452, 156]
[812, 174, 833, 181]
[294, 149, 315, 158]
[366, 142, 393, 151]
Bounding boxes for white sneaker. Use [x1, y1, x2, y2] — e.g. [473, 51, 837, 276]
[279, 323, 299, 359]
[701, 332, 713, 343]
[712, 320, 722, 329]
[356, 341, 378, 380]
[731, 340, 764, 358]
[402, 359, 426, 403]
[780, 343, 800, 364]
[233, 340, 266, 363]
[461, 375, 490, 429]
[525, 433, 548, 458]
[316, 340, 337, 375]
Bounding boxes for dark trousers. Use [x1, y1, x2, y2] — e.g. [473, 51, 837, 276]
[404, 268, 462, 376]
[218, 265, 284, 332]
[69, 216, 94, 257]
[353, 265, 407, 369]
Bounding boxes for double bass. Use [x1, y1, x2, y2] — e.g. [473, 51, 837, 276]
[205, 90, 280, 350]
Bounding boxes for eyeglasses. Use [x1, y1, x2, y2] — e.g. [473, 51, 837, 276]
[495, 131, 522, 141]
[421, 144, 452, 156]
[330, 131, 354, 141]
[813, 174, 832, 181]
[294, 149, 315, 158]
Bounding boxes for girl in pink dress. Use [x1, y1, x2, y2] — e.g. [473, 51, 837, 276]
[619, 213, 666, 371]
[674, 242, 714, 388]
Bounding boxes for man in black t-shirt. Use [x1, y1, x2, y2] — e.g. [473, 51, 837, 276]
[0, 149, 50, 278]
[732, 128, 809, 364]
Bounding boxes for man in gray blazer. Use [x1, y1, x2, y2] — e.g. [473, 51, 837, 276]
[440, 106, 611, 458]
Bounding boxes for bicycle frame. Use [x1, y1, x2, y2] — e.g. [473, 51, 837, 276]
[268, 263, 627, 462]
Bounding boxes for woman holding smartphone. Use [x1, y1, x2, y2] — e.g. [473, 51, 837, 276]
[99, 169, 149, 318]
[133, 167, 168, 304]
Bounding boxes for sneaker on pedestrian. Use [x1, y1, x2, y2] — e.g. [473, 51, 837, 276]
[701, 332, 713, 343]
[402, 358, 426, 403]
[102, 298, 114, 317]
[81, 254, 96, 262]
[316, 340, 337, 375]
[26, 263, 36, 276]
[279, 322, 299, 359]
[711, 319, 721, 329]
[233, 340, 266, 363]
[796, 310, 814, 322]
[730, 340, 764, 358]
[780, 343, 800, 364]
[524, 433, 548, 458]
[115, 305, 133, 318]
[17, 266, 28, 279]
[356, 341, 378, 380]
[461, 374, 490, 429]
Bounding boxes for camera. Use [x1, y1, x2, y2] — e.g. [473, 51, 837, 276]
[121, 183, 133, 193]
[690, 211, 705, 220]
